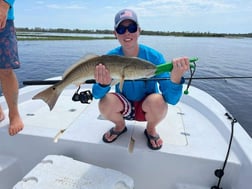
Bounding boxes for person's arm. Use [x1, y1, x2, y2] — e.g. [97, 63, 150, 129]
[170, 57, 189, 84]
[92, 64, 112, 99]
[92, 84, 111, 99]
[0, 0, 10, 29]
[159, 75, 185, 105]
[159, 57, 189, 105]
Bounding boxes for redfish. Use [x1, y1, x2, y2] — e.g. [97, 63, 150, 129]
[32, 54, 156, 110]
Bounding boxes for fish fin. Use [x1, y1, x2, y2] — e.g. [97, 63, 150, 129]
[62, 54, 99, 79]
[119, 76, 125, 92]
[110, 79, 119, 86]
[32, 84, 63, 111]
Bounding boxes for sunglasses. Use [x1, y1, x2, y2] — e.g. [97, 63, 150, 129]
[115, 23, 138, 35]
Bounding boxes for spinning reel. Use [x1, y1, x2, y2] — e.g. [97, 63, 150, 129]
[72, 86, 93, 104]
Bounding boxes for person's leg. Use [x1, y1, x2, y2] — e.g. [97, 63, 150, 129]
[0, 69, 24, 135]
[99, 93, 127, 142]
[142, 94, 167, 149]
[0, 105, 5, 121]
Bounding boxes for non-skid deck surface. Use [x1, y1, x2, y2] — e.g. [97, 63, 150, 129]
[22, 96, 88, 130]
[159, 106, 187, 145]
[131, 105, 187, 147]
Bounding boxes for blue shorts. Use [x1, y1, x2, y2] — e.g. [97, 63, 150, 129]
[0, 20, 20, 69]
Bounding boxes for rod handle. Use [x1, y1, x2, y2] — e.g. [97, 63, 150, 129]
[155, 57, 198, 75]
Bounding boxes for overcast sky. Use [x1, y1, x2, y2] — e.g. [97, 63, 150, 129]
[14, 0, 252, 33]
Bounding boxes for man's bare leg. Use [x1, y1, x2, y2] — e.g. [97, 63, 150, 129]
[142, 94, 168, 149]
[99, 93, 126, 142]
[0, 69, 24, 135]
[0, 105, 5, 121]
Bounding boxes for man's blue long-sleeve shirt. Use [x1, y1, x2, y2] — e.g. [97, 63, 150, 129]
[92, 44, 184, 105]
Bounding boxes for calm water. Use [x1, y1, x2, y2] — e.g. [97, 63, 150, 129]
[3, 36, 252, 137]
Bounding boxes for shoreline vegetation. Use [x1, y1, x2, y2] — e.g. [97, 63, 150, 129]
[16, 27, 252, 40]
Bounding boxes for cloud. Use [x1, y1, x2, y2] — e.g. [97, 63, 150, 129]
[35, 1, 45, 5]
[46, 3, 87, 10]
[135, 0, 240, 16]
[15, 0, 252, 33]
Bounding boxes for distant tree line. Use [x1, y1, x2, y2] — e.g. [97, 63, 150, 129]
[16, 27, 252, 38]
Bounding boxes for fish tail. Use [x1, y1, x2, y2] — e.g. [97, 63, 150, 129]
[32, 84, 63, 111]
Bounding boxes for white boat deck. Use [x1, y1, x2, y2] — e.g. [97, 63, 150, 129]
[0, 85, 238, 161]
[8, 85, 239, 161]
[0, 83, 251, 189]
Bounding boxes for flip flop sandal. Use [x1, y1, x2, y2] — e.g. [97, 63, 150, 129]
[103, 127, 127, 143]
[144, 129, 162, 150]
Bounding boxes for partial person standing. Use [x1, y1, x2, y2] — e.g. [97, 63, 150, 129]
[0, 0, 24, 135]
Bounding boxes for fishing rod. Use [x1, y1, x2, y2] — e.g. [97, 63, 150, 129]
[188, 76, 252, 80]
[21, 57, 252, 94]
[22, 57, 198, 86]
[22, 76, 252, 86]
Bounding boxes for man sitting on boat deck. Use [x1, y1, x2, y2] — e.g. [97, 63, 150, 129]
[92, 9, 189, 150]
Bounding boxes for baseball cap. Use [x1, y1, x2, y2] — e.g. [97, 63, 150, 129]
[114, 9, 138, 28]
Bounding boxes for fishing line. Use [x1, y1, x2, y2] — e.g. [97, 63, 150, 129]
[211, 113, 237, 189]
[184, 61, 196, 94]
